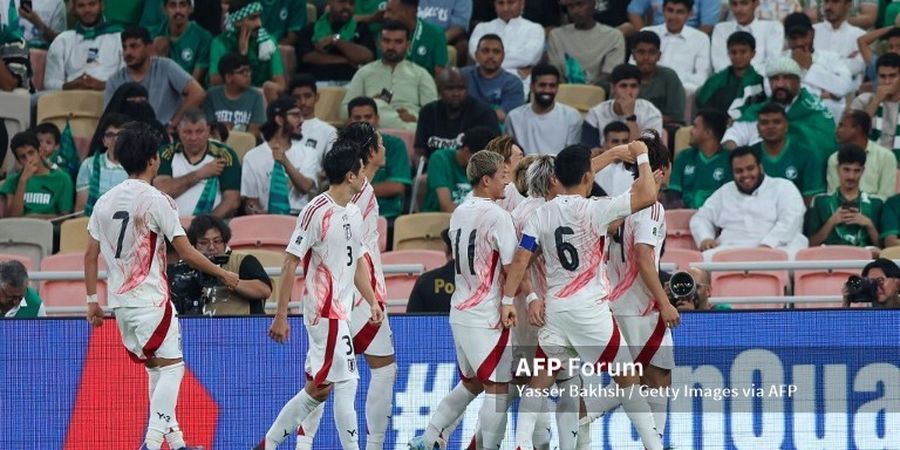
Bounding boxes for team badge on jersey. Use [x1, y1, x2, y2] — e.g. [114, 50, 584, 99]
[713, 167, 724, 181]
[280, 7, 288, 19]
[344, 222, 352, 241]
[685, 165, 695, 176]
[785, 166, 798, 180]
[306, 139, 318, 148]
[417, 46, 427, 56]
[182, 48, 194, 62]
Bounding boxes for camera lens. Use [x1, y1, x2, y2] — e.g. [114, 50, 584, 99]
[670, 271, 696, 298]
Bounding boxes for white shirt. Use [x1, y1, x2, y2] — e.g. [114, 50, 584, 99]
[300, 117, 338, 161]
[505, 102, 583, 155]
[167, 149, 222, 216]
[521, 193, 632, 313]
[642, 24, 711, 90]
[606, 202, 666, 317]
[240, 140, 323, 213]
[585, 99, 663, 146]
[782, 49, 855, 99]
[448, 196, 518, 329]
[511, 196, 548, 298]
[351, 178, 387, 305]
[88, 179, 185, 309]
[286, 193, 365, 324]
[468, 17, 544, 71]
[710, 18, 784, 73]
[0, 0, 66, 47]
[689, 175, 807, 250]
[3, 295, 46, 318]
[44, 29, 123, 90]
[813, 20, 866, 82]
[595, 162, 634, 197]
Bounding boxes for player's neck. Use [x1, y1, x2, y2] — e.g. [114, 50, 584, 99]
[563, 184, 589, 197]
[130, 172, 153, 183]
[363, 163, 379, 180]
[472, 187, 492, 200]
[327, 184, 354, 207]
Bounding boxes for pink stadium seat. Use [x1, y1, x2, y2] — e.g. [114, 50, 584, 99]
[665, 209, 697, 250]
[381, 128, 416, 163]
[40, 253, 108, 313]
[229, 215, 297, 253]
[380, 250, 447, 313]
[74, 136, 91, 160]
[30, 49, 46, 91]
[661, 248, 702, 271]
[710, 247, 789, 309]
[377, 216, 388, 252]
[0, 253, 34, 270]
[794, 246, 872, 308]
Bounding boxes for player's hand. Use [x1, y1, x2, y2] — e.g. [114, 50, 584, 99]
[699, 239, 718, 251]
[86, 303, 105, 327]
[500, 304, 517, 328]
[219, 270, 240, 289]
[628, 139, 648, 158]
[527, 299, 545, 327]
[368, 301, 384, 324]
[605, 145, 634, 164]
[660, 302, 681, 328]
[199, 158, 226, 179]
[269, 314, 290, 343]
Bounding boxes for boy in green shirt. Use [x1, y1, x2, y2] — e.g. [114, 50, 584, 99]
[695, 31, 765, 119]
[260, 0, 307, 45]
[0, 260, 45, 319]
[805, 144, 883, 247]
[383, 0, 448, 75]
[753, 102, 825, 203]
[422, 126, 496, 212]
[0, 131, 74, 218]
[668, 109, 732, 209]
[152, 0, 213, 82]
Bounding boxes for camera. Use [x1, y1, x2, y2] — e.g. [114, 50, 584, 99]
[168, 253, 230, 315]
[667, 271, 697, 306]
[844, 275, 879, 303]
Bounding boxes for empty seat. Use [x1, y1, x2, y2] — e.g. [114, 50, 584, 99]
[794, 246, 873, 307]
[313, 86, 346, 127]
[392, 212, 450, 251]
[556, 84, 606, 115]
[59, 217, 90, 254]
[665, 209, 697, 250]
[661, 248, 703, 271]
[225, 130, 257, 162]
[0, 218, 54, 268]
[880, 245, 900, 259]
[0, 253, 34, 270]
[382, 128, 416, 163]
[40, 253, 108, 314]
[377, 216, 388, 252]
[30, 49, 47, 91]
[229, 215, 297, 253]
[0, 90, 31, 175]
[380, 250, 447, 313]
[710, 247, 789, 309]
[674, 126, 693, 157]
[36, 90, 104, 139]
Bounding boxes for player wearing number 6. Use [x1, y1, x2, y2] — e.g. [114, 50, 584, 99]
[84, 122, 240, 450]
[257, 140, 383, 450]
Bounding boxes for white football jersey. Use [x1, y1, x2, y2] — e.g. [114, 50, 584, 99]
[88, 179, 185, 308]
[449, 196, 518, 329]
[606, 202, 667, 317]
[286, 192, 366, 324]
[351, 178, 387, 305]
[511, 196, 548, 298]
[497, 183, 525, 213]
[521, 193, 632, 313]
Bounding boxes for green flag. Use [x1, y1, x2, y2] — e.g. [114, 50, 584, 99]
[1, 0, 22, 42]
[55, 121, 81, 179]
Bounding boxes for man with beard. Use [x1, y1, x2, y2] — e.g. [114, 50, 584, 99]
[812, 0, 865, 87]
[461, 34, 525, 124]
[241, 96, 321, 215]
[151, 0, 214, 82]
[723, 56, 838, 162]
[105, 26, 206, 127]
[383, 0, 448, 75]
[295, 0, 376, 83]
[45, 0, 123, 91]
[504, 64, 582, 155]
[414, 68, 499, 157]
[341, 20, 438, 131]
[690, 145, 808, 260]
[826, 110, 897, 198]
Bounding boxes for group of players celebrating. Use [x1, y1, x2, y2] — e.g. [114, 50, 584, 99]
[82, 118, 678, 450]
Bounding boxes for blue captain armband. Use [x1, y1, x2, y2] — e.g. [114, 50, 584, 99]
[519, 234, 538, 252]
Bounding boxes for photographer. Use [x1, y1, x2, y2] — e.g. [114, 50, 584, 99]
[169, 215, 272, 315]
[843, 258, 900, 308]
[666, 267, 732, 311]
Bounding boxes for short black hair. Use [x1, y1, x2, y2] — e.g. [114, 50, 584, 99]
[347, 96, 378, 116]
[103, 112, 131, 130]
[610, 64, 641, 84]
[209, 121, 230, 142]
[663, 0, 694, 9]
[530, 64, 560, 84]
[381, 20, 410, 39]
[730, 145, 761, 166]
[460, 126, 498, 153]
[339, 122, 379, 165]
[843, 110, 872, 135]
[727, 30, 756, 51]
[218, 52, 250, 76]
[34, 122, 61, 144]
[187, 214, 232, 246]
[399, 0, 418, 7]
[632, 31, 661, 50]
[877, 52, 900, 71]
[784, 12, 813, 38]
[695, 109, 728, 141]
[758, 102, 787, 118]
[116, 121, 165, 175]
[555, 144, 592, 188]
[289, 73, 318, 94]
[883, 27, 900, 41]
[862, 258, 900, 278]
[837, 144, 867, 167]
[121, 25, 152, 44]
[603, 121, 630, 137]
[10, 131, 39, 156]
[628, 129, 671, 179]
[323, 139, 363, 185]
[477, 33, 504, 50]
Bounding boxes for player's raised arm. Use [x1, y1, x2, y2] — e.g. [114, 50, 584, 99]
[591, 143, 635, 173]
[628, 139, 658, 213]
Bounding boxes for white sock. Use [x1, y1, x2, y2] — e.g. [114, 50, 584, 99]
[582, 375, 620, 422]
[333, 378, 361, 450]
[555, 377, 581, 450]
[514, 393, 545, 450]
[295, 402, 325, 450]
[647, 391, 669, 440]
[265, 389, 323, 448]
[145, 362, 184, 449]
[423, 382, 477, 445]
[620, 385, 663, 450]
[478, 392, 508, 449]
[575, 420, 592, 450]
[365, 363, 396, 450]
[532, 408, 552, 450]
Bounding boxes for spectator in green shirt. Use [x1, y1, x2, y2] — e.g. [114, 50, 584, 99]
[260, 0, 307, 45]
[210, 0, 286, 102]
[383, 0, 449, 76]
[805, 144, 883, 248]
[203, 52, 266, 136]
[422, 126, 497, 212]
[753, 102, 826, 204]
[152, 0, 214, 82]
[0, 260, 46, 319]
[668, 109, 732, 209]
[695, 30, 765, 119]
[347, 96, 412, 220]
[881, 194, 900, 248]
[0, 131, 74, 218]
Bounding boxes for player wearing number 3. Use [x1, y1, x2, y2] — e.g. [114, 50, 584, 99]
[256, 140, 384, 450]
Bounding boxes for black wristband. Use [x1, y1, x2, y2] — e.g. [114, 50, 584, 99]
[626, 114, 638, 122]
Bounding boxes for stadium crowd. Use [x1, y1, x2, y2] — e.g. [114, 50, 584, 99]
[4, 0, 900, 316]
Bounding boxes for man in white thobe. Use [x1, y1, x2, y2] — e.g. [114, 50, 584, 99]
[711, 0, 784, 73]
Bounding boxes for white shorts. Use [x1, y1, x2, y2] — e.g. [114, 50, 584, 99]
[114, 301, 182, 363]
[451, 323, 512, 383]
[616, 313, 675, 370]
[350, 300, 394, 357]
[304, 318, 359, 386]
[538, 305, 632, 375]
[511, 296, 539, 376]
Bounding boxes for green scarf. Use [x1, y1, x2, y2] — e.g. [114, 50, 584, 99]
[312, 13, 358, 43]
[52, 121, 80, 181]
[268, 160, 291, 214]
[828, 192, 876, 246]
[564, 53, 586, 85]
[869, 103, 900, 152]
[74, 17, 122, 39]
[737, 88, 837, 161]
[84, 152, 105, 216]
[0, 0, 22, 44]
[696, 65, 765, 118]
[225, 1, 276, 61]
[193, 176, 219, 216]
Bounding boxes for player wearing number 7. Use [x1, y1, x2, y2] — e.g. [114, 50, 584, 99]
[256, 140, 384, 450]
[84, 122, 240, 450]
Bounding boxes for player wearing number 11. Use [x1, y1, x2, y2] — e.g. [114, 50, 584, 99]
[84, 122, 240, 450]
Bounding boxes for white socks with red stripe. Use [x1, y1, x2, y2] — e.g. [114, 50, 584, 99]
[423, 381, 477, 445]
[620, 385, 664, 450]
[265, 389, 323, 448]
[144, 362, 184, 450]
[365, 363, 396, 450]
[295, 403, 325, 450]
[333, 378, 361, 450]
[479, 392, 509, 449]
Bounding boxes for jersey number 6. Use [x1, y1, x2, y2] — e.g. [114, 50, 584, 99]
[555, 226, 579, 271]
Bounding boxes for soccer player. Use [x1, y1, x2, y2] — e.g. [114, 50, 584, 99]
[502, 139, 666, 450]
[409, 150, 520, 450]
[256, 140, 384, 450]
[84, 122, 240, 450]
[292, 122, 397, 450]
